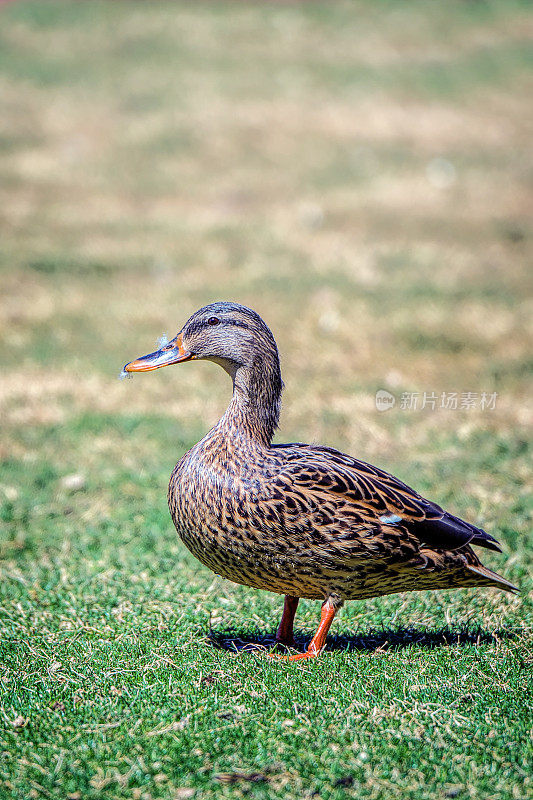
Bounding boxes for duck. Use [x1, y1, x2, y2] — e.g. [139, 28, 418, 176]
[123, 301, 517, 661]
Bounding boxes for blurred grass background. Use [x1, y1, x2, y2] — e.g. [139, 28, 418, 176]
[0, 2, 532, 799]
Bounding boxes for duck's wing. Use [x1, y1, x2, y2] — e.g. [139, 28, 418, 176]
[270, 443, 501, 554]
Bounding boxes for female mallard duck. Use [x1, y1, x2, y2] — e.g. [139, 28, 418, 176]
[124, 301, 516, 661]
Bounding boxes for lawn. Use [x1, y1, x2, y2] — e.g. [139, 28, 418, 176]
[0, 1, 532, 798]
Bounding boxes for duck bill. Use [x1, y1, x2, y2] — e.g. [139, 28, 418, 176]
[123, 334, 194, 373]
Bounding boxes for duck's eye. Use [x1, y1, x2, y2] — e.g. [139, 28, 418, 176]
[207, 317, 220, 326]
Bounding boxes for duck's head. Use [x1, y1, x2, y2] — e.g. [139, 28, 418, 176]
[123, 301, 280, 381]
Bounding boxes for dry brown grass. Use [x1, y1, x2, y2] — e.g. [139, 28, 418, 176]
[0, 1, 531, 534]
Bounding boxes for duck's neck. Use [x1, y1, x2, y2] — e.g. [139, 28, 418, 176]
[218, 355, 283, 447]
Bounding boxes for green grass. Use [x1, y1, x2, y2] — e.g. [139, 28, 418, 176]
[1, 417, 531, 800]
[1, 1, 532, 798]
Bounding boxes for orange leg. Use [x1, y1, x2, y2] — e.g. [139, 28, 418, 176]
[275, 595, 300, 647]
[270, 600, 338, 662]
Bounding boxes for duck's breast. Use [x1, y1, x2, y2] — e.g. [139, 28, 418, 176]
[167, 448, 328, 597]
[169, 448, 263, 575]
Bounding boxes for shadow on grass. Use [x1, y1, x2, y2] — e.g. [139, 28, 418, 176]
[206, 626, 519, 655]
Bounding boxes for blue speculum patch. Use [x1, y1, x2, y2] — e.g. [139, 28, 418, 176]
[379, 513, 403, 525]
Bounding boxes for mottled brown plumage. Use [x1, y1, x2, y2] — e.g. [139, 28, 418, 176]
[124, 302, 517, 660]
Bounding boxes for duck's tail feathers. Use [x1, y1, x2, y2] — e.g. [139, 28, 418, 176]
[465, 521, 503, 553]
[416, 512, 502, 553]
[466, 563, 519, 595]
